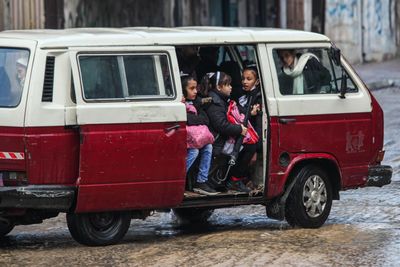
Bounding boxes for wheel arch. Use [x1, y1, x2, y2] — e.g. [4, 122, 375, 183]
[284, 155, 341, 200]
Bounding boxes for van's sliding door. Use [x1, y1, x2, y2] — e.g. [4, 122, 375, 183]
[69, 47, 186, 212]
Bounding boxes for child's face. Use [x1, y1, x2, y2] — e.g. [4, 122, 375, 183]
[185, 79, 198, 100]
[242, 70, 259, 91]
[217, 82, 232, 97]
[279, 50, 295, 68]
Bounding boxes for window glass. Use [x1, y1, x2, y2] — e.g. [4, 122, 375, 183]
[79, 53, 174, 100]
[330, 57, 358, 93]
[272, 48, 358, 95]
[80, 56, 123, 99]
[236, 45, 256, 64]
[0, 48, 30, 107]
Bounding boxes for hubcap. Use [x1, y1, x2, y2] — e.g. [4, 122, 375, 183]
[89, 213, 115, 231]
[303, 175, 327, 218]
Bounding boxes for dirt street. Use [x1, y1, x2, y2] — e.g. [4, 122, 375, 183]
[1, 88, 399, 267]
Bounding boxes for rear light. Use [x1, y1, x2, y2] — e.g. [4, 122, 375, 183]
[0, 171, 28, 186]
[376, 150, 385, 163]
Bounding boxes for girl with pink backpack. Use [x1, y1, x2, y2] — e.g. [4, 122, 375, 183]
[181, 75, 218, 195]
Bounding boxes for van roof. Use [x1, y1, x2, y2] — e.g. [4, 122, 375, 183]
[0, 27, 330, 48]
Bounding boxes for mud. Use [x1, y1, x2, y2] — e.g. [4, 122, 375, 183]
[1, 88, 399, 267]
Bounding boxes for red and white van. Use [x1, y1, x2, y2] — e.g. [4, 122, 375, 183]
[0, 27, 392, 246]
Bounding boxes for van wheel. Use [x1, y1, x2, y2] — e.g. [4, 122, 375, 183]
[173, 208, 214, 224]
[285, 165, 332, 228]
[0, 220, 14, 237]
[66, 211, 131, 246]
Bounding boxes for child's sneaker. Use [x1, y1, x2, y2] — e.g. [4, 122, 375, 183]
[193, 182, 219, 195]
[226, 179, 251, 193]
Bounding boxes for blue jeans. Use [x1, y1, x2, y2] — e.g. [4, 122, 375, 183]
[186, 144, 212, 183]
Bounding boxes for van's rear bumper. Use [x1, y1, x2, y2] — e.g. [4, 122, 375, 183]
[366, 165, 392, 187]
[0, 185, 75, 210]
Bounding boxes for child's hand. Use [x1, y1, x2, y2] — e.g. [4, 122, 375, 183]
[181, 96, 186, 103]
[240, 124, 248, 136]
[201, 97, 213, 104]
[251, 104, 260, 116]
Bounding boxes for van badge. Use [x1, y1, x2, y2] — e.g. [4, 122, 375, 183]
[346, 131, 365, 153]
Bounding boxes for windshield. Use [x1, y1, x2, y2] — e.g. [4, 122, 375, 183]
[0, 48, 30, 107]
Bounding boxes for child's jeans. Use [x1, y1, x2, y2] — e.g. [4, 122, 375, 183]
[186, 144, 212, 183]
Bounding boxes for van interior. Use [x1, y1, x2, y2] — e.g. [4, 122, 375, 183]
[177, 44, 268, 206]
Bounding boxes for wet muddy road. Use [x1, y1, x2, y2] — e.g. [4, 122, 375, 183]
[1, 88, 399, 267]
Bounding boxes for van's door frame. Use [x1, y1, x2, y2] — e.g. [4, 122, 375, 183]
[265, 42, 373, 194]
[69, 46, 187, 212]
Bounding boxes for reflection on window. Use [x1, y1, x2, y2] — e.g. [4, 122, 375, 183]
[273, 48, 358, 95]
[79, 54, 174, 100]
[0, 48, 29, 107]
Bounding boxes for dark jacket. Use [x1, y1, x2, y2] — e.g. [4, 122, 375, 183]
[186, 97, 209, 126]
[279, 57, 331, 95]
[236, 87, 263, 151]
[206, 90, 242, 152]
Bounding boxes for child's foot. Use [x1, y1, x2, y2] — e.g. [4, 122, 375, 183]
[226, 179, 251, 193]
[193, 182, 219, 195]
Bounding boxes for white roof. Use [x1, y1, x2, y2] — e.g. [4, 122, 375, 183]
[0, 27, 330, 49]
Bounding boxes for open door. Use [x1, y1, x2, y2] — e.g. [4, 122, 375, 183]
[70, 46, 187, 212]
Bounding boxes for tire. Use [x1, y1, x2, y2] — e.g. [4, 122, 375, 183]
[173, 208, 214, 224]
[66, 211, 131, 246]
[0, 219, 14, 237]
[285, 165, 332, 228]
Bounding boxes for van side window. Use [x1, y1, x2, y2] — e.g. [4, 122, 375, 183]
[0, 48, 29, 107]
[78, 53, 174, 101]
[273, 48, 359, 95]
[330, 58, 359, 94]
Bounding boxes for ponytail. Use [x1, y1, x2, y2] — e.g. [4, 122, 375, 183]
[199, 71, 232, 96]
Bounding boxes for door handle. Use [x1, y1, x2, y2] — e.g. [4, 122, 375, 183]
[279, 118, 296, 124]
[165, 124, 181, 137]
[165, 124, 180, 132]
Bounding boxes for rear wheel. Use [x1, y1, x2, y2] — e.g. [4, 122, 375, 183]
[66, 211, 131, 246]
[285, 165, 332, 228]
[173, 208, 214, 224]
[0, 219, 14, 237]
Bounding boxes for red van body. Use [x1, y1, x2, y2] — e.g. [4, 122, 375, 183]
[0, 28, 391, 246]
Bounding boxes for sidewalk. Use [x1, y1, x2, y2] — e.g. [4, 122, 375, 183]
[353, 57, 400, 89]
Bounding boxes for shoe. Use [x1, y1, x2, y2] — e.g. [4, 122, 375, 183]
[193, 182, 219, 196]
[226, 179, 251, 193]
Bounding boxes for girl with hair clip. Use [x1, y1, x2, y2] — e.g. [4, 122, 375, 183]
[204, 71, 255, 193]
[237, 65, 263, 189]
[239, 65, 262, 152]
[181, 75, 218, 195]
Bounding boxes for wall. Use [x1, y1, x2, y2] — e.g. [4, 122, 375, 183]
[1, 0, 44, 30]
[325, 0, 399, 63]
[325, 0, 362, 63]
[64, 0, 175, 28]
[64, 0, 212, 28]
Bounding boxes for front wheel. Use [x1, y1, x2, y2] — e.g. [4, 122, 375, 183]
[66, 211, 131, 246]
[285, 165, 332, 228]
[0, 219, 14, 237]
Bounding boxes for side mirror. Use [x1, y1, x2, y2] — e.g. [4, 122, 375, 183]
[330, 45, 341, 66]
[339, 71, 347, 99]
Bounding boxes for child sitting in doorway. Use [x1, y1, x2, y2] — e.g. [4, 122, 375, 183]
[182, 75, 218, 195]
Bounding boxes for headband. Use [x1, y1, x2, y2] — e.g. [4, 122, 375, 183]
[216, 71, 220, 87]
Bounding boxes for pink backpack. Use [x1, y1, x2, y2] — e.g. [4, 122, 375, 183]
[185, 103, 214, 149]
